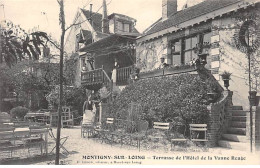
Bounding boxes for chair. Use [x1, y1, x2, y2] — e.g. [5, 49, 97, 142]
[170, 124, 188, 150]
[189, 124, 208, 146]
[23, 124, 49, 156]
[95, 118, 115, 144]
[81, 121, 95, 138]
[49, 128, 69, 154]
[130, 120, 148, 151]
[81, 108, 96, 138]
[148, 122, 171, 150]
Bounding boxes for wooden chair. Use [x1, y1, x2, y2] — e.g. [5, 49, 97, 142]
[148, 122, 171, 150]
[170, 124, 188, 150]
[130, 120, 148, 151]
[0, 124, 16, 158]
[48, 128, 69, 154]
[61, 107, 74, 128]
[189, 124, 208, 146]
[95, 118, 115, 143]
[24, 124, 49, 156]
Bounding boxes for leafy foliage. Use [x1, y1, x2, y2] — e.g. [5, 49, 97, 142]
[0, 20, 50, 67]
[10, 106, 29, 119]
[108, 74, 221, 127]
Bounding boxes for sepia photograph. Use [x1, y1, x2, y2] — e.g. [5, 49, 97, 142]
[0, 0, 260, 165]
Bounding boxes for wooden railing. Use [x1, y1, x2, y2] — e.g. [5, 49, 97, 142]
[81, 67, 113, 101]
[116, 65, 134, 86]
[81, 68, 104, 84]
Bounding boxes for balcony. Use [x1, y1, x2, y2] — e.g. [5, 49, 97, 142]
[81, 68, 112, 90]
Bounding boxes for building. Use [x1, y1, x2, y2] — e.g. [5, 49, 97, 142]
[136, 0, 260, 107]
[135, 0, 260, 149]
[65, 0, 140, 94]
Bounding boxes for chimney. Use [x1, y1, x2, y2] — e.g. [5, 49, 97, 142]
[162, 0, 177, 20]
[102, 0, 109, 33]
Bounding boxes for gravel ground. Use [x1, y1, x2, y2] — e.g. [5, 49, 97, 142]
[1, 126, 260, 165]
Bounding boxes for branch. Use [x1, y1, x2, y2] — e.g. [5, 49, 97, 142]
[48, 40, 61, 50]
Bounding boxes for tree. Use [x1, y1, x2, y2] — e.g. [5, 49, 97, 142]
[0, 20, 52, 112]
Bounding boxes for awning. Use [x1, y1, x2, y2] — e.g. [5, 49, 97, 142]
[79, 34, 136, 57]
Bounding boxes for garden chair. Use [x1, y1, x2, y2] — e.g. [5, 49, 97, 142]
[95, 118, 115, 144]
[130, 120, 149, 151]
[148, 122, 171, 151]
[170, 124, 188, 150]
[81, 110, 96, 138]
[189, 124, 208, 147]
[49, 128, 69, 154]
[23, 124, 49, 156]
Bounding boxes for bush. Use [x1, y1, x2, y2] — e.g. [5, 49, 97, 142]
[108, 74, 222, 129]
[10, 106, 29, 119]
[64, 86, 86, 117]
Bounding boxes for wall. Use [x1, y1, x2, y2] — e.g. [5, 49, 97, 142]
[137, 5, 260, 109]
[64, 11, 96, 57]
[136, 36, 167, 72]
[211, 8, 260, 108]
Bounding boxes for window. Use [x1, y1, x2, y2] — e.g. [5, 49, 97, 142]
[124, 23, 130, 32]
[117, 21, 131, 33]
[118, 21, 123, 32]
[171, 40, 181, 65]
[170, 31, 212, 65]
[184, 36, 197, 64]
[201, 32, 211, 53]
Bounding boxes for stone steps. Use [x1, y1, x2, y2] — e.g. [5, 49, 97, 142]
[218, 105, 248, 151]
[222, 134, 248, 142]
[230, 121, 246, 128]
[218, 140, 249, 151]
[232, 106, 243, 110]
[227, 127, 246, 135]
[231, 116, 246, 122]
[230, 110, 246, 116]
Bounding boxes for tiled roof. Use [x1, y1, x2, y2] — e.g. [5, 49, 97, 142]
[144, 0, 243, 35]
[108, 13, 137, 22]
[80, 8, 103, 32]
[79, 34, 135, 54]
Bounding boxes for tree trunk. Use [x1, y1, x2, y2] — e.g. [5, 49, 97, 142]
[55, 0, 66, 165]
[0, 81, 2, 112]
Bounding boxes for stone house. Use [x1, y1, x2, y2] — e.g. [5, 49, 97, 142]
[136, 0, 260, 107]
[135, 0, 260, 150]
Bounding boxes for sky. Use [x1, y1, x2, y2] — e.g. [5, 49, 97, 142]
[0, 0, 187, 41]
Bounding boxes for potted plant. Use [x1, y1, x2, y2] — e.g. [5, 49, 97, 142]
[220, 71, 232, 90]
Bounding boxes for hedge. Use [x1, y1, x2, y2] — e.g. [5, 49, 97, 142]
[108, 74, 221, 128]
[10, 106, 29, 119]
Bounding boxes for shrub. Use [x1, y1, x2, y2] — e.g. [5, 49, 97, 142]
[108, 74, 222, 129]
[64, 86, 86, 119]
[10, 106, 29, 119]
